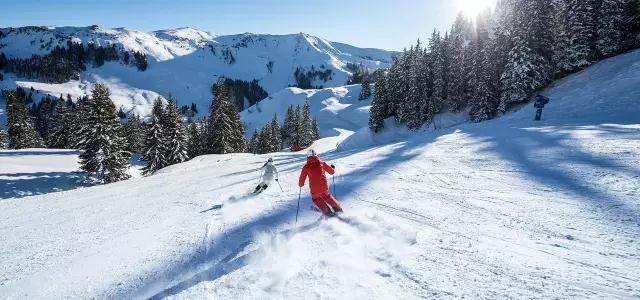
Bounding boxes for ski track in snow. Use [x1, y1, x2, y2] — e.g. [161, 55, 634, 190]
[1, 51, 640, 299]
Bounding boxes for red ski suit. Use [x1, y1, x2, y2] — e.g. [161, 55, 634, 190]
[298, 156, 342, 215]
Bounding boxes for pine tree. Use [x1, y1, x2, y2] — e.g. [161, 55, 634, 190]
[498, 0, 549, 112]
[0, 128, 8, 149]
[142, 98, 167, 175]
[291, 105, 302, 149]
[311, 118, 321, 140]
[469, 10, 501, 122]
[299, 100, 314, 148]
[163, 98, 189, 165]
[257, 126, 270, 154]
[369, 71, 389, 132]
[429, 30, 446, 114]
[597, 0, 627, 57]
[359, 78, 372, 100]
[78, 83, 131, 183]
[206, 84, 246, 154]
[187, 121, 205, 159]
[622, 0, 640, 50]
[124, 113, 145, 154]
[32, 96, 55, 145]
[5, 90, 44, 149]
[268, 114, 282, 152]
[565, 0, 599, 72]
[248, 128, 260, 154]
[282, 105, 295, 147]
[446, 14, 473, 112]
[225, 92, 247, 153]
[48, 97, 72, 148]
[69, 95, 89, 148]
[499, 35, 546, 112]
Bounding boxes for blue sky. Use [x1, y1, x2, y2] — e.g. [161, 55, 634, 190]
[0, 0, 487, 51]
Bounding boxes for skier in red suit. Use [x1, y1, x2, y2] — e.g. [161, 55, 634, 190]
[298, 150, 343, 216]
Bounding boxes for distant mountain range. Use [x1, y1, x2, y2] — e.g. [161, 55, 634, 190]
[0, 25, 396, 118]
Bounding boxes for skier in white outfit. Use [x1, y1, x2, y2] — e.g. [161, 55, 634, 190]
[254, 158, 279, 194]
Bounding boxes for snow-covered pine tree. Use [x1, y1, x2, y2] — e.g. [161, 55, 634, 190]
[552, 0, 573, 76]
[498, 0, 549, 112]
[187, 121, 205, 159]
[358, 78, 372, 100]
[291, 105, 302, 149]
[248, 128, 260, 154]
[281, 105, 295, 147]
[311, 118, 321, 140]
[269, 114, 282, 152]
[428, 30, 446, 115]
[70, 95, 90, 148]
[446, 14, 473, 112]
[257, 126, 271, 154]
[299, 100, 314, 148]
[418, 49, 435, 125]
[368, 71, 389, 132]
[225, 92, 246, 153]
[597, 0, 627, 57]
[0, 128, 8, 149]
[124, 113, 145, 154]
[5, 90, 44, 149]
[499, 35, 547, 112]
[206, 84, 245, 154]
[398, 44, 425, 130]
[469, 9, 501, 122]
[78, 83, 131, 183]
[32, 96, 55, 145]
[528, 0, 555, 81]
[565, 0, 599, 71]
[48, 96, 72, 149]
[142, 98, 167, 175]
[622, 0, 640, 50]
[163, 98, 189, 165]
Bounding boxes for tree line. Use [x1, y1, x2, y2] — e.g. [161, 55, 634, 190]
[0, 82, 238, 183]
[0, 41, 148, 83]
[248, 100, 321, 154]
[369, 0, 640, 132]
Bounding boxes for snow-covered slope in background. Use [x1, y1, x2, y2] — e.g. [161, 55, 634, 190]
[0, 26, 213, 61]
[1, 46, 639, 299]
[0, 26, 395, 119]
[241, 85, 372, 138]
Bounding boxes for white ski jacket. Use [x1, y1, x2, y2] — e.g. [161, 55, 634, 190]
[261, 162, 279, 183]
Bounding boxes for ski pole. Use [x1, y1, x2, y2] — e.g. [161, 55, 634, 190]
[332, 174, 336, 196]
[296, 188, 301, 226]
[276, 179, 284, 192]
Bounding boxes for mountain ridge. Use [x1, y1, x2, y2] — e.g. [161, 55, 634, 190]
[0, 25, 395, 118]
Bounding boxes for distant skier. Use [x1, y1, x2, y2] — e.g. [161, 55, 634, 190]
[254, 158, 279, 194]
[298, 150, 343, 217]
[534, 95, 550, 121]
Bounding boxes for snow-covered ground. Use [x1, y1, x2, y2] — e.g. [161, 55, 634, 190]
[0, 26, 395, 118]
[0, 149, 83, 199]
[1, 51, 639, 300]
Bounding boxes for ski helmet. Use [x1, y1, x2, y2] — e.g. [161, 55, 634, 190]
[267, 158, 273, 163]
[307, 149, 317, 157]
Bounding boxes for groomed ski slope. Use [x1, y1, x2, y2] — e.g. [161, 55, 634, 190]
[1, 50, 639, 299]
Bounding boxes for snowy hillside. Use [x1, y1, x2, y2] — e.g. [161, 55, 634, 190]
[241, 84, 372, 138]
[0, 26, 395, 119]
[1, 50, 639, 299]
[0, 26, 214, 61]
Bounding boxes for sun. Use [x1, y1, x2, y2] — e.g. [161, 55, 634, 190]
[456, 0, 495, 17]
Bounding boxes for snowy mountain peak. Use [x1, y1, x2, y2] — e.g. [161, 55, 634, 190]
[153, 27, 216, 43]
